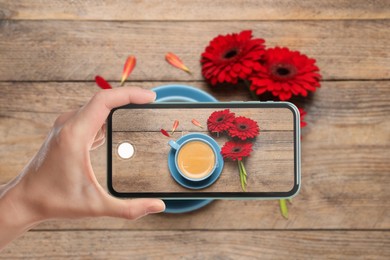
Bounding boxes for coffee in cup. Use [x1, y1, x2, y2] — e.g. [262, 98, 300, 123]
[177, 140, 215, 179]
[169, 137, 218, 181]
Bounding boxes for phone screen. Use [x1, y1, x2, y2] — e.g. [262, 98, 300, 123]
[107, 102, 300, 198]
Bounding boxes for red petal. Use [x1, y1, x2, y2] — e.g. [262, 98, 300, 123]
[241, 65, 252, 74]
[191, 119, 203, 128]
[218, 70, 226, 83]
[95, 75, 112, 89]
[160, 129, 170, 137]
[233, 63, 241, 72]
[120, 56, 136, 86]
[171, 120, 179, 134]
[165, 52, 191, 74]
[279, 92, 291, 101]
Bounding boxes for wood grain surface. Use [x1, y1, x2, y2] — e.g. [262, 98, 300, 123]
[0, 20, 389, 81]
[111, 107, 294, 131]
[1, 0, 389, 258]
[2, 231, 390, 259]
[1, 0, 389, 20]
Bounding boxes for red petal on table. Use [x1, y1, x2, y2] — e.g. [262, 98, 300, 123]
[95, 75, 112, 89]
[171, 120, 179, 134]
[120, 56, 136, 86]
[191, 119, 203, 128]
[165, 52, 191, 74]
[160, 129, 170, 137]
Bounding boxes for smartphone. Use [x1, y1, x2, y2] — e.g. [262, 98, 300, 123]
[107, 102, 300, 199]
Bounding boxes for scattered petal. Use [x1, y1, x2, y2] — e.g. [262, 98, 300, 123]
[160, 129, 170, 137]
[95, 75, 112, 89]
[191, 119, 203, 128]
[165, 52, 191, 74]
[120, 56, 136, 86]
[171, 120, 179, 134]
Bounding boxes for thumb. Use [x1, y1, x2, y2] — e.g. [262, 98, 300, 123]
[103, 197, 166, 220]
[74, 87, 156, 141]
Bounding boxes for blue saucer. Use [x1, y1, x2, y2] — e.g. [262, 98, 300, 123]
[154, 85, 217, 103]
[168, 133, 224, 189]
[152, 85, 217, 214]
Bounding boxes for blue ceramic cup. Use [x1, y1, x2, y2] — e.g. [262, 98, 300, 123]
[168, 134, 219, 182]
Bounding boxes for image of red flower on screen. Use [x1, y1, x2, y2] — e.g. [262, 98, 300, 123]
[201, 30, 265, 85]
[249, 47, 321, 101]
[228, 116, 259, 140]
[207, 109, 236, 133]
[221, 141, 253, 161]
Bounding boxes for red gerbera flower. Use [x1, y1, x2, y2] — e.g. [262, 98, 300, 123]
[249, 47, 321, 101]
[207, 109, 235, 133]
[201, 30, 265, 85]
[299, 107, 307, 128]
[228, 116, 260, 140]
[221, 141, 253, 161]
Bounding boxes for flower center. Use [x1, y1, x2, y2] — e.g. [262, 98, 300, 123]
[233, 147, 242, 153]
[270, 63, 297, 80]
[224, 49, 238, 59]
[276, 67, 290, 76]
[216, 116, 225, 122]
[238, 124, 248, 130]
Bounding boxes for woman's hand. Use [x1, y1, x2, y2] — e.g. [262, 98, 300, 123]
[0, 87, 165, 250]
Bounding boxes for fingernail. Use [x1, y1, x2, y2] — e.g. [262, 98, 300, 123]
[140, 88, 156, 101]
[146, 200, 166, 214]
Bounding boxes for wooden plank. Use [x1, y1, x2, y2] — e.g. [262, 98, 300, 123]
[111, 107, 294, 131]
[111, 132, 295, 193]
[3, 231, 390, 259]
[0, 81, 389, 229]
[0, 21, 389, 81]
[0, 81, 253, 112]
[1, 81, 389, 121]
[0, 0, 389, 20]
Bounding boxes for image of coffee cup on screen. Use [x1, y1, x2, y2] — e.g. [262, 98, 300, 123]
[167, 133, 224, 190]
[168, 136, 219, 181]
[111, 105, 296, 194]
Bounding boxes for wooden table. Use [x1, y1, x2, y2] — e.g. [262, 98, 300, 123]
[0, 1, 389, 258]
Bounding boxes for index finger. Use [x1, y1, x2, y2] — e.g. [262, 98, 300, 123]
[73, 87, 156, 140]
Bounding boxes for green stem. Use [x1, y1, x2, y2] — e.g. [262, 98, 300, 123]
[238, 160, 246, 191]
[279, 199, 288, 219]
[240, 160, 247, 185]
[240, 160, 247, 177]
